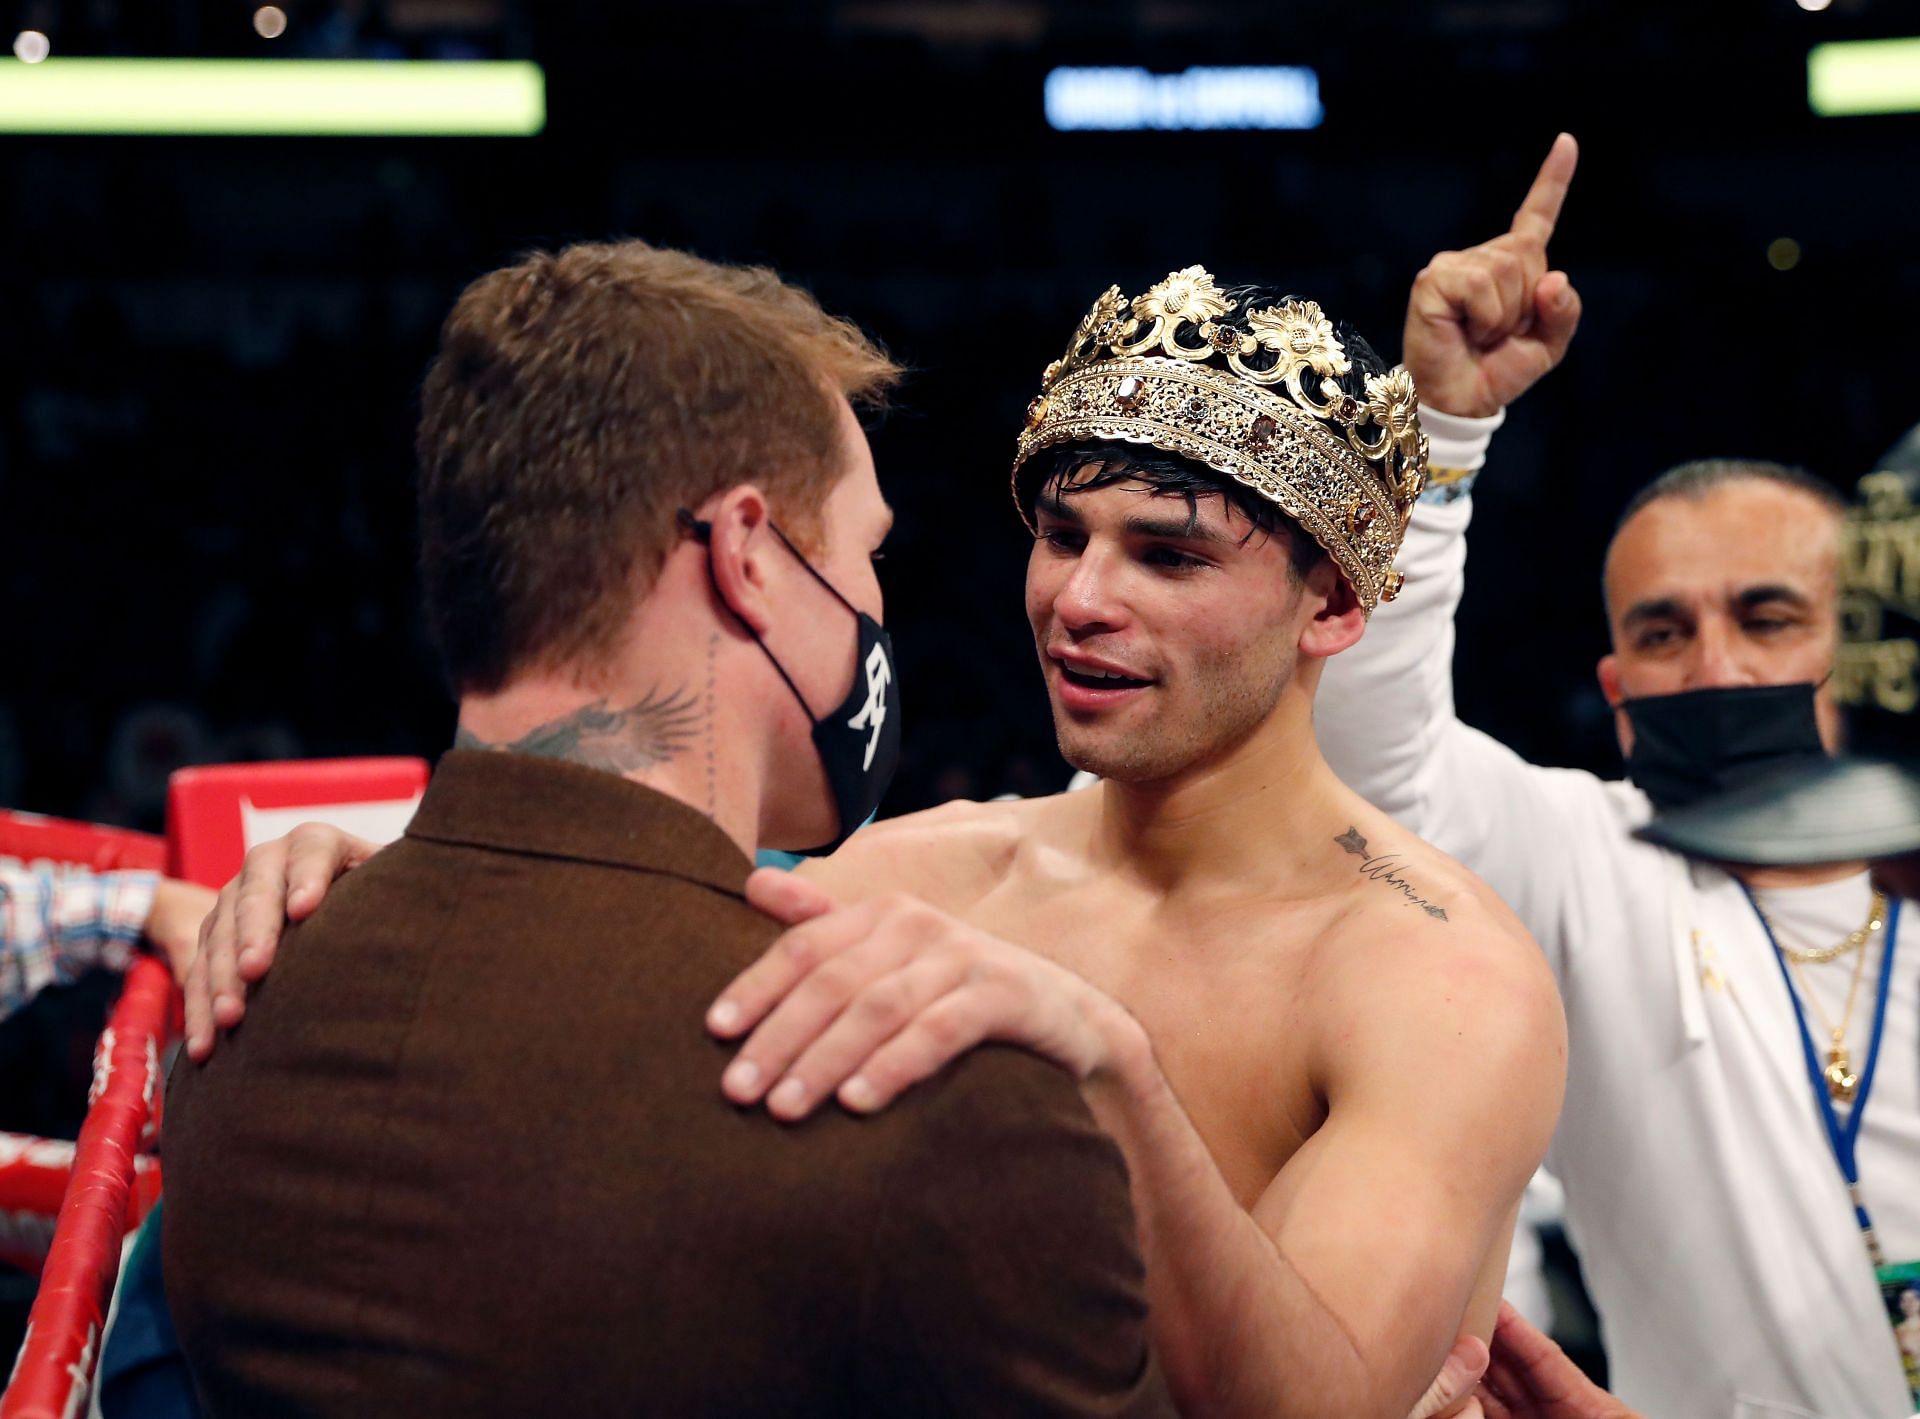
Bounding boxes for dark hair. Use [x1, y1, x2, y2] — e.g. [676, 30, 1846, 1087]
[1016, 282, 1388, 583]
[1024, 440, 1326, 579]
[416, 240, 900, 695]
[1614, 459, 1846, 535]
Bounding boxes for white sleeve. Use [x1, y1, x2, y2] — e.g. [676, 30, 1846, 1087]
[1315, 407, 1617, 977]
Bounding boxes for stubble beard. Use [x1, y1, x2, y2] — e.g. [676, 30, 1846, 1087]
[1053, 641, 1295, 783]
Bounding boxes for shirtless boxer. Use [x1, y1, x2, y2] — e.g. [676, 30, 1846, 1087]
[186, 145, 1583, 1418]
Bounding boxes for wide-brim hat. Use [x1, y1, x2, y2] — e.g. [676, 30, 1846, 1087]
[1635, 754, 1920, 866]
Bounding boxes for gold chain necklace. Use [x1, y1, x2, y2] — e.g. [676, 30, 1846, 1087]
[1754, 889, 1888, 1103]
[1773, 889, 1888, 965]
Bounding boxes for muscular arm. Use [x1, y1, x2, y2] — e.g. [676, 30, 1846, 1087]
[1086, 917, 1564, 1419]
[726, 834, 1551, 1419]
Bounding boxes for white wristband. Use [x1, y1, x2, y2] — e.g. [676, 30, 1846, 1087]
[1419, 405, 1504, 504]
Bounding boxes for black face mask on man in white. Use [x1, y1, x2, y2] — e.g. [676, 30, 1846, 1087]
[1622, 681, 1828, 814]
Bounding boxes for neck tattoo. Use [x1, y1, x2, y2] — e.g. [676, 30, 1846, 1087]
[702, 633, 719, 816]
[1335, 827, 1450, 922]
[456, 685, 703, 775]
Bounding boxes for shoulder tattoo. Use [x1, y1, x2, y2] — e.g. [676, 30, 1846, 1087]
[1335, 827, 1449, 922]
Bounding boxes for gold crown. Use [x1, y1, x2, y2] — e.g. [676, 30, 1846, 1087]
[1011, 265, 1429, 612]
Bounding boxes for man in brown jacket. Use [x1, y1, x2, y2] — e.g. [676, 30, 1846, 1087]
[161, 242, 1172, 1417]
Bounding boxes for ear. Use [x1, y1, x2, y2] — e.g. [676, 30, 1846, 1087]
[1596, 653, 1623, 707]
[1813, 673, 1847, 755]
[1597, 653, 1636, 758]
[1297, 560, 1367, 659]
[702, 485, 776, 636]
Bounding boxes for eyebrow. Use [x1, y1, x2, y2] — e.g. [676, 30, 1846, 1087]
[1123, 512, 1229, 544]
[1034, 494, 1081, 525]
[1734, 583, 1810, 611]
[1622, 583, 1814, 629]
[1033, 494, 1229, 544]
[1621, 597, 1688, 630]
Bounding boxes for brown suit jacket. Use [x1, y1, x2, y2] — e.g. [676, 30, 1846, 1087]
[163, 750, 1171, 1417]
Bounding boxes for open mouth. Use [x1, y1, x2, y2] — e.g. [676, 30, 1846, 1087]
[1058, 664, 1151, 692]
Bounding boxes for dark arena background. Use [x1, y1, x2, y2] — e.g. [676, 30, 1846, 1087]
[4, 0, 1916, 824]
[1, 0, 1917, 1399]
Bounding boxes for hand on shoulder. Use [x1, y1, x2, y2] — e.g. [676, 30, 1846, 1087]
[709, 864, 1143, 1124]
[181, 823, 383, 1060]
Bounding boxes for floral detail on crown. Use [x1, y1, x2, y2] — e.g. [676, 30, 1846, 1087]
[1100, 266, 1240, 362]
[1042, 285, 1126, 391]
[1361, 368, 1425, 511]
[1132, 266, 1232, 326]
[1245, 300, 1350, 381]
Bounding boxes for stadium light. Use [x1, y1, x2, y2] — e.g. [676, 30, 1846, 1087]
[1808, 37, 1920, 116]
[0, 59, 545, 136]
[1045, 66, 1322, 132]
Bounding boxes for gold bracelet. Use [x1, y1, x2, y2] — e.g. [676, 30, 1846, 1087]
[1425, 464, 1476, 489]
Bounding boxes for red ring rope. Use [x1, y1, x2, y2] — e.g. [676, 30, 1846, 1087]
[0, 1135, 160, 1278]
[2, 956, 176, 1419]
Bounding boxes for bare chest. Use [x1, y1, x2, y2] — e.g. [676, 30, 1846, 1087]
[963, 887, 1329, 1207]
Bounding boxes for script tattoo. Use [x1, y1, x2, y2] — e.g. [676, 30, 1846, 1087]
[455, 686, 703, 774]
[1335, 827, 1449, 922]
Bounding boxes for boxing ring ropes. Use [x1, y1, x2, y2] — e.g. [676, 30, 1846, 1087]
[0, 759, 428, 1418]
[0, 812, 172, 1419]
[1, 957, 173, 1419]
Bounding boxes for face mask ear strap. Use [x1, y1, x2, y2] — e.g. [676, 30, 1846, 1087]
[766, 520, 860, 617]
[683, 508, 858, 618]
[677, 507, 818, 718]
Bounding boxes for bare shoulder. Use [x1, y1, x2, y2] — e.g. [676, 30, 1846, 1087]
[1312, 813, 1565, 1084]
[795, 794, 1069, 914]
[1319, 814, 1541, 966]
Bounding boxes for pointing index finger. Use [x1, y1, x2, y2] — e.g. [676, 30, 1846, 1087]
[1509, 132, 1578, 248]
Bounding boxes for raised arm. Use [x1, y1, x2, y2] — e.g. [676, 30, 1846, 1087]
[1317, 136, 1602, 948]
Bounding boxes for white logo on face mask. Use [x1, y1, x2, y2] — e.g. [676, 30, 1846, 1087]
[846, 643, 892, 771]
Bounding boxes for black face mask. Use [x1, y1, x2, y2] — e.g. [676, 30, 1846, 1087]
[1622, 682, 1828, 813]
[680, 512, 901, 854]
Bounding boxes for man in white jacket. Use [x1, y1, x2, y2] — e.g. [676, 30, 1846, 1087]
[1317, 140, 1919, 1419]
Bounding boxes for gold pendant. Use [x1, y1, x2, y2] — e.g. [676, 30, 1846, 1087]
[1825, 1048, 1859, 1104]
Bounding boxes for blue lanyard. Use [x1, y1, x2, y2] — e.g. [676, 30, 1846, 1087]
[1743, 887, 1902, 1246]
